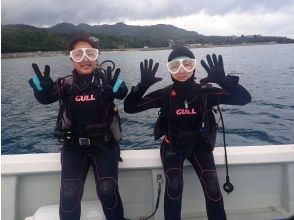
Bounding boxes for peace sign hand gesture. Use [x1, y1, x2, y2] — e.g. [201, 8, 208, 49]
[29, 63, 53, 92]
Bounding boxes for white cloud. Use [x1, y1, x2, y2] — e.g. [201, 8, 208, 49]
[124, 10, 294, 38]
[1, 0, 294, 38]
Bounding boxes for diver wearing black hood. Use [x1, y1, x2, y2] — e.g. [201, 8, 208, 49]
[124, 46, 251, 220]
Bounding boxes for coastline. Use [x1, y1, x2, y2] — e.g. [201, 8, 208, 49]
[1, 51, 67, 59]
[1, 42, 292, 59]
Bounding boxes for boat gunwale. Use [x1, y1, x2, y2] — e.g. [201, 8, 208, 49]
[2, 144, 294, 175]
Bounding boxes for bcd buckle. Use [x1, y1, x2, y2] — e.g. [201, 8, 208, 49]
[79, 138, 91, 146]
[65, 131, 72, 140]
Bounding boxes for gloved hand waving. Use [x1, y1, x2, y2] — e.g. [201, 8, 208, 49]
[140, 59, 162, 87]
[200, 54, 226, 85]
[100, 66, 121, 99]
[106, 66, 120, 87]
[29, 63, 53, 92]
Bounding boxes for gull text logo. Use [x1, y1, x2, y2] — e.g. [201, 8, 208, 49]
[75, 94, 96, 102]
[176, 108, 196, 115]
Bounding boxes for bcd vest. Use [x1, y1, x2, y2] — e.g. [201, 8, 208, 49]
[154, 84, 217, 150]
[54, 74, 122, 144]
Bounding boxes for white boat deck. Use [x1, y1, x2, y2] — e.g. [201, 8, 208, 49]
[2, 144, 294, 220]
[24, 203, 290, 220]
[182, 207, 289, 220]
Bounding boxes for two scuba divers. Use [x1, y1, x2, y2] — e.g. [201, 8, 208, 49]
[124, 46, 251, 220]
[29, 37, 128, 220]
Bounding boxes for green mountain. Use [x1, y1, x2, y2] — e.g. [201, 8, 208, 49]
[2, 22, 294, 53]
[47, 22, 199, 39]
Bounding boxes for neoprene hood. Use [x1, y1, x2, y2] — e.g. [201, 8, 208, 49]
[168, 46, 195, 62]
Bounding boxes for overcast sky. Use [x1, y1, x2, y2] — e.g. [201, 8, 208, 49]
[2, 0, 294, 38]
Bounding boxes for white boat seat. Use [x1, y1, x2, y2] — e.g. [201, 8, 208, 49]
[24, 200, 106, 220]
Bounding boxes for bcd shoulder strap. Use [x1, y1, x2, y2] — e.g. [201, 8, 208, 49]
[54, 75, 73, 141]
[153, 85, 173, 140]
[153, 83, 213, 141]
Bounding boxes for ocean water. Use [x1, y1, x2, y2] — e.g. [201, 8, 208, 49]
[1, 44, 294, 154]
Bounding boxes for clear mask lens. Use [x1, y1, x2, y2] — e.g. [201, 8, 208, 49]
[70, 48, 99, 62]
[167, 57, 196, 74]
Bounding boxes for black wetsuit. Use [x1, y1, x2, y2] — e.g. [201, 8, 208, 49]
[32, 70, 128, 220]
[124, 76, 251, 220]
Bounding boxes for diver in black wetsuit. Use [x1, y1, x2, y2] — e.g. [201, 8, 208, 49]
[29, 37, 128, 220]
[124, 46, 251, 220]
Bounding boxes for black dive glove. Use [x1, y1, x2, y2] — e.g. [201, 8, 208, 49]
[100, 66, 121, 99]
[140, 59, 162, 87]
[29, 63, 53, 93]
[106, 66, 120, 87]
[200, 54, 226, 85]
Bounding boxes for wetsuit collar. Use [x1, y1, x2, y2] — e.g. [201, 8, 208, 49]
[172, 72, 195, 89]
[72, 70, 96, 91]
[171, 72, 201, 99]
[72, 69, 95, 81]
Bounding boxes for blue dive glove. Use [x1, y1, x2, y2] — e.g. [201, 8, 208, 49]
[100, 66, 124, 99]
[105, 66, 123, 94]
[29, 63, 53, 92]
[113, 78, 123, 93]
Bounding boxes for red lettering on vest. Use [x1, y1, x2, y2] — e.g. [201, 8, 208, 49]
[75, 94, 96, 102]
[176, 108, 197, 115]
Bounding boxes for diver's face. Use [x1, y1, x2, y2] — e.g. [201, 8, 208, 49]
[171, 69, 194, 82]
[167, 57, 196, 82]
[70, 41, 97, 75]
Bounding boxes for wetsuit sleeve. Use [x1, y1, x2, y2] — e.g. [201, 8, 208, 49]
[208, 75, 252, 106]
[32, 79, 64, 105]
[124, 83, 166, 113]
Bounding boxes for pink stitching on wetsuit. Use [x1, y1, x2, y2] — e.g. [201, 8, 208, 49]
[93, 156, 118, 210]
[137, 97, 162, 107]
[60, 153, 87, 212]
[214, 91, 230, 95]
[193, 153, 222, 202]
[165, 168, 183, 200]
[61, 147, 64, 167]
[162, 147, 184, 200]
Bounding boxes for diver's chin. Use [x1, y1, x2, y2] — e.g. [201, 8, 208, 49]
[172, 75, 190, 82]
[177, 77, 189, 82]
[77, 66, 95, 75]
